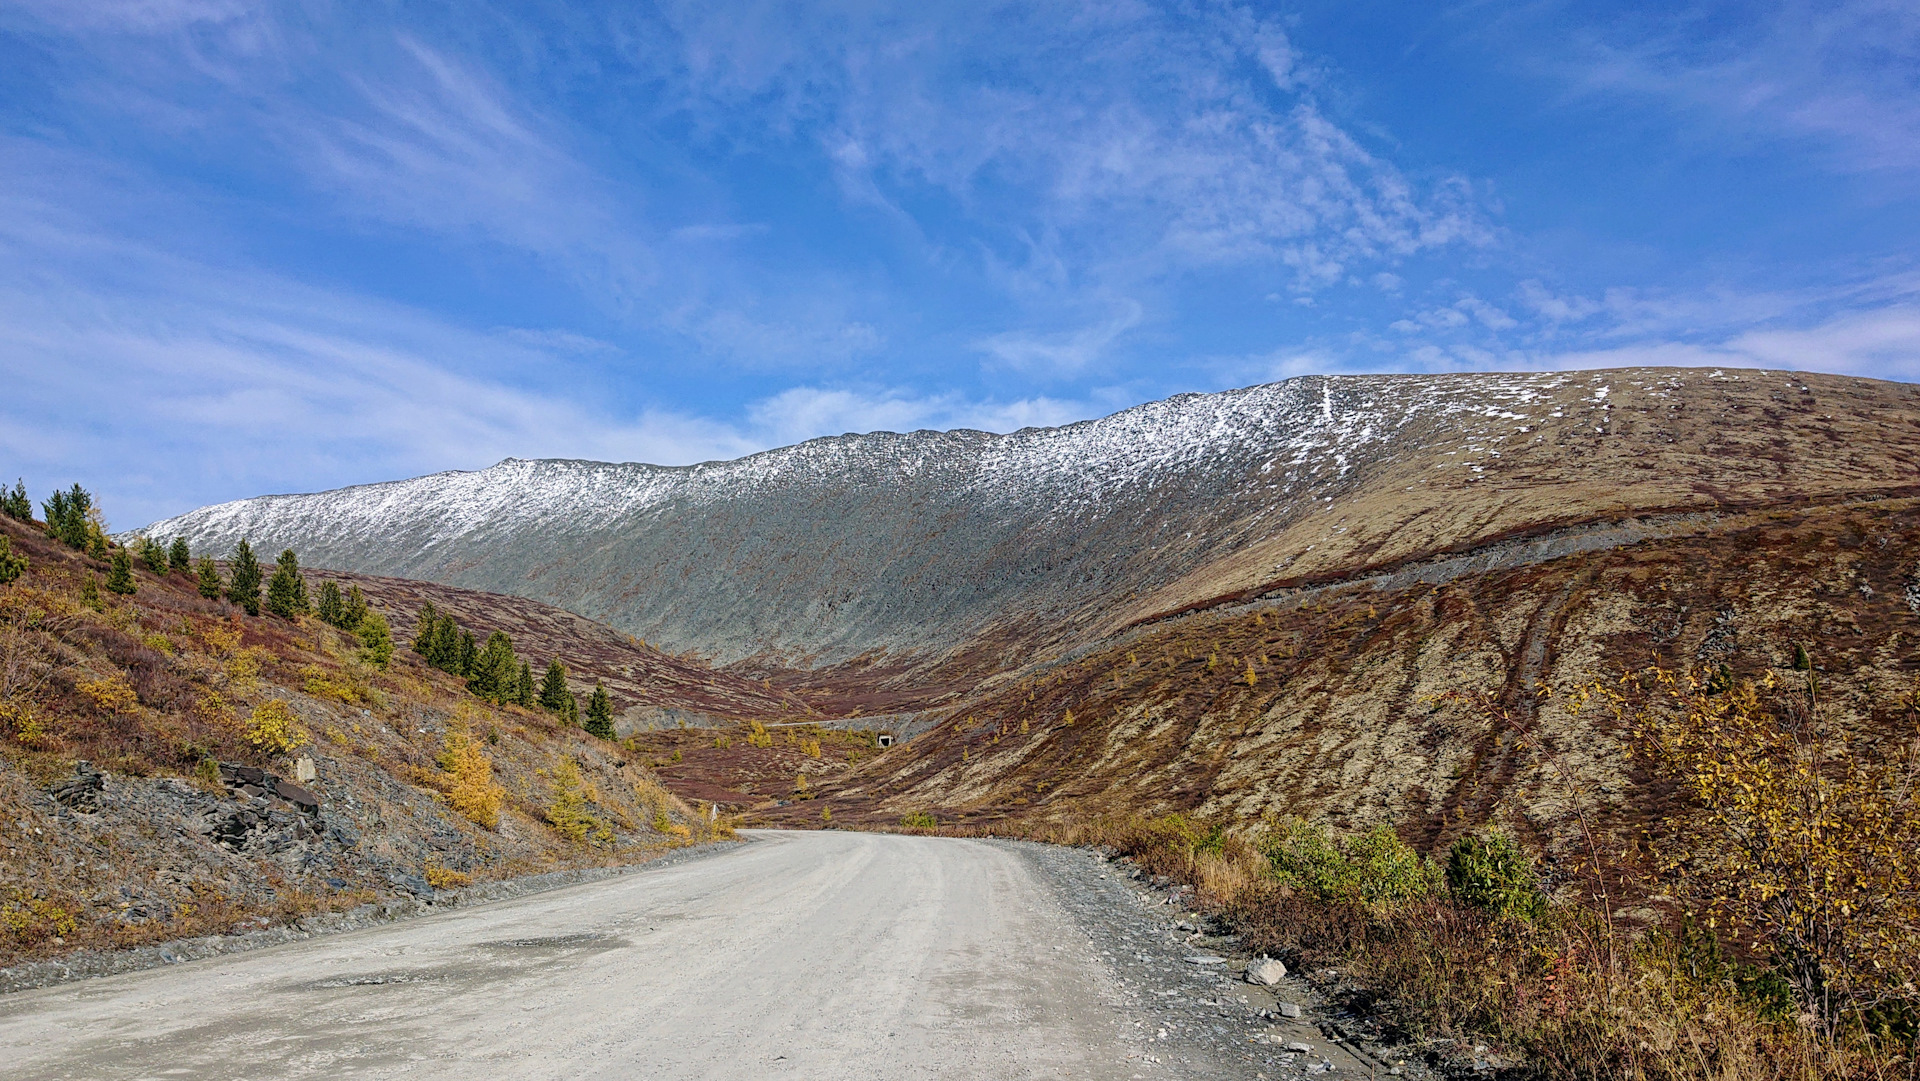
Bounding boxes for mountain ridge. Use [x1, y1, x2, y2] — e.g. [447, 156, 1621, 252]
[137, 368, 1920, 669]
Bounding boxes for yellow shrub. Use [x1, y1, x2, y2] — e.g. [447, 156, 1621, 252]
[1, 888, 75, 945]
[746, 719, 773, 748]
[0, 701, 50, 748]
[301, 665, 358, 704]
[439, 731, 504, 829]
[424, 865, 472, 889]
[142, 633, 173, 656]
[801, 738, 821, 758]
[244, 699, 307, 754]
[201, 621, 242, 654]
[76, 674, 138, 715]
[545, 758, 611, 845]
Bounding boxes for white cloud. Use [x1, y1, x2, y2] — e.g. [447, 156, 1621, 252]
[1569, 0, 1920, 174]
[976, 301, 1145, 377]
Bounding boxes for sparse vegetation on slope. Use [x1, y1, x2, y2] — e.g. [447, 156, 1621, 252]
[0, 499, 728, 971]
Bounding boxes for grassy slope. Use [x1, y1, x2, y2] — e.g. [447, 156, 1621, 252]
[780, 496, 1920, 861]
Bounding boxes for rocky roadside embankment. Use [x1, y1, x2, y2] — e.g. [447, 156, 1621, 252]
[1018, 840, 1501, 1079]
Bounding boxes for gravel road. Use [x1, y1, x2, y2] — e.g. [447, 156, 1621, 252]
[0, 830, 1336, 1080]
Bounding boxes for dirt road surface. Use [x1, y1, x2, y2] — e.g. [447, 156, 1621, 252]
[1, 830, 1240, 1080]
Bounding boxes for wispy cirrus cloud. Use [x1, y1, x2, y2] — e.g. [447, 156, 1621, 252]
[1566, 0, 1920, 174]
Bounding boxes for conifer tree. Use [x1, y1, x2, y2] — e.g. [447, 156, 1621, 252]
[560, 693, 579, 727]
[426, 614, 461, 672]
[167, 536, 190, 574]
[456, 630, 477, 677]
[412, 602, 439, 656]
[514, 660, 534, 707]
[85, 520, 108, 560]
[265, 549, 309, 618]
[227, 539, 262, 615]
[538, 659, 571, 710]
[140, 537, 167, 575]
[41, 490, 68, 541]
[105, 548, 136, 595]
[316, 580, 345, 627]
[3, 480, 30, 521]
[0, 536, 27, 585]
[357, 610, 394, 669]
[48, 485, 92, 549]
[195, 557, 223, 599]
[80, 573, 102, 610]
[467, 631, 517, 702]
[342, 584, 369, 630]
[584, 682, 615, 740]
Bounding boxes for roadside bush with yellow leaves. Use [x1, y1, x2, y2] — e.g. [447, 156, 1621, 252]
[438, 729, 504, 829]
[544, 758, 611, 846]
[1610, 665, 1920, 1038]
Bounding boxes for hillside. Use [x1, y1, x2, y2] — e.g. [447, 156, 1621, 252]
[787, 496, 1920, 854]
[139, 369, 1920, 673]
[0, 515, 728, 971]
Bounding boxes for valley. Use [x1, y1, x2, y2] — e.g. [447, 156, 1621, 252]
[9, 366, 1920, 1078]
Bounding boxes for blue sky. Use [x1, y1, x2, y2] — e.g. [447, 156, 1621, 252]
[2, 1, 1917, 526]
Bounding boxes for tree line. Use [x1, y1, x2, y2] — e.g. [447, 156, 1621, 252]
[5, 479, 393, 664]
[6, 478, 616, 739]
[411, 601, 617, 738]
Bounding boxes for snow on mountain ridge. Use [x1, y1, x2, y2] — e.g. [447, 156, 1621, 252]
[145, 371, 1576, 550]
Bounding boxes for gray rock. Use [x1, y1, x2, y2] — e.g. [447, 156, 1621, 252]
[1245, 957, 1288, 985]
[1277, 1001, 1302, 1018]
[1185, 955, 1227, 966]
[1286, 1041, 1314, 1054]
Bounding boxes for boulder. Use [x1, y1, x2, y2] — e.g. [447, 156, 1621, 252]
[273, 778, 320, 813]
[1277, 1001, 1303, 1019]
[1245, 957, 1288, 985]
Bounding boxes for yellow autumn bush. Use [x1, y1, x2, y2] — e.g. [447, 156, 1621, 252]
[1606, 665, 1920, 1037]
[76, 674, 138, 715]
[243, 699, 307, 754]
[437, 730, 504, 829]
[545, 758, 610, 845]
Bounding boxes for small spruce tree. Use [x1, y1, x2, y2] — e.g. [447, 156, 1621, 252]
[0, 536, 27, 585]
[85, 520, 109, 560]
[167, 536, 191, 574]
[584, 682, 616, 739]
[80, 573, 102, 610]
[53, 485, 92, 549]
[105, 548, 136, 595]
[341, 584, 369, 629]
[227, 538, 262, 615]
[3, 480, 30, 521]
[315, 579, 345, 627]
[560, 692, 579, 727]
[514, 660, 535, 707]
[357, 610, 394, 669]
[538, 659, 571, 711]
[41, 489, 68, 542]
[140, 537, 167, 575]
[467, 631, 518, 702]
[412, 602, 439, 656]
[264, 549, 309, 618]
[455, 630, 477, 677]
[195, 556, 224, 599]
